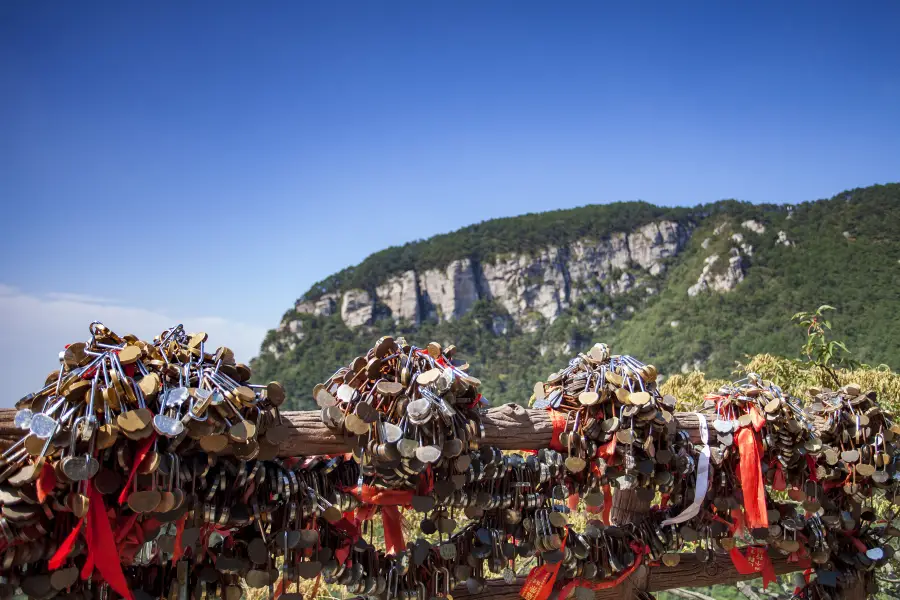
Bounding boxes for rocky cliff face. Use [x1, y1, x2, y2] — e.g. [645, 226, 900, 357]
[256, 184, 900, 409]
[295, 221, 693, 329]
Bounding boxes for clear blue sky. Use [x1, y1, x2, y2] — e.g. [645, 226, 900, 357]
[0, 1, 898, 401]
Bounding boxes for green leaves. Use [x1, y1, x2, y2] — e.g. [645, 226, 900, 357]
[791, 305, 862, 383]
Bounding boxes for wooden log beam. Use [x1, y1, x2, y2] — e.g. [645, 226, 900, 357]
[0, 403, 717, 454]
[0, 402, 867, 599]
[451, 550, 808, 600]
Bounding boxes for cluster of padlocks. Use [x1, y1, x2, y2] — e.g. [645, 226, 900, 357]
[0, 326, 897, 599]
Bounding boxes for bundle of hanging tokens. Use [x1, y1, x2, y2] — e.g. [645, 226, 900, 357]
[0, 323, 314, 600]
[314, 336, 486, 492]
[694, 375, 900, 596]
[1, 326, 899, 600]
[531, 343, 680, 506]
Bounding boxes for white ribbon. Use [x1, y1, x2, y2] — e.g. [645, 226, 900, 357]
[662, 412, 711, 526]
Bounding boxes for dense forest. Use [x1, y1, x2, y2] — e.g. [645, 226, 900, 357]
[253, 184, 900, 410]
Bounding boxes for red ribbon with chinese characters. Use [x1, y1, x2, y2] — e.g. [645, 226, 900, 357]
[728, 545, 784, 590]
[520, 534, 568, 600]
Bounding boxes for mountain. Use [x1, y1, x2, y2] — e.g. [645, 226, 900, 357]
[252, 184, 900, 410]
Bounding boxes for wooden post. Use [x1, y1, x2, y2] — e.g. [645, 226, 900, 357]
[605, 488, 654, 598]
[610, 489, 652, 527]
[836, 574, 868, 600]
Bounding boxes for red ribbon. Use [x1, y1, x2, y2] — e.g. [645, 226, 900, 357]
[351, 484, 415, 507]
[749, 404, 766, 431]
[559, 542, 645, 597]
[728, 546, 777, 590]
[594, 439, 617, 525]
[381, 505, 405, 555]
[773, 463, 787, 491]
[329, 517, 359, 565]
[118, 432, 158, 505]
[736, 426, 768, 529]
[794, 568, 813, 595]
[714, 396, 767, 529]
[596, 437, 617, 460]
[355, 504, 377, 522]
[80, 539, 94, 580]
[309, 574, 323, 600]
[520, 535, 567, 600]
[273, 579, 286, 599]
[117, 515, 159, 565]
[729, 508, 744, 535]
[85, 482, 134, 600]
[417, 466, 435, 496]
[37, 464, 58, 504]
[344, 485, 412, 555]
[114, 513, 140, 545]
[48, 517, 85, 570]
[172, 514, 188, 562]
[806, 455, 819, 482]
[548, 410, 567, 451]
[602, 485, 613, 525]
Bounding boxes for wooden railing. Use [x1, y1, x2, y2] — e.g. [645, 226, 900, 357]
[0, 405, 865, 599]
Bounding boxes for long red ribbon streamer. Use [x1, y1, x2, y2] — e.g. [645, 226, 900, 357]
[381, 505, 405, 555]
[87, 483, 134, 600]
[602, 485, 613, 525]
[117, 432, 158, 505]
[48, 517, 85, 570]
[736, 426, 768, 529]
[806, 455, 819, 482]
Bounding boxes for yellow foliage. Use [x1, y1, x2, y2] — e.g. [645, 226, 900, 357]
[739, 353, 900, 413]
[661, 354, 900, 413]
[660, 371, 730, 410]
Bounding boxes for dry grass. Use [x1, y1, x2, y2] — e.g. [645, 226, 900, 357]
[659, 370, 731, 410]
[661, 354, 900, 413]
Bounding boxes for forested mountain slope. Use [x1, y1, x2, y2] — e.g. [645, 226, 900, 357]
[253, 184, 900, 410]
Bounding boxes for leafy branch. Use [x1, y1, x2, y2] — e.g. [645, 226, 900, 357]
[791, 305, 860, 385]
